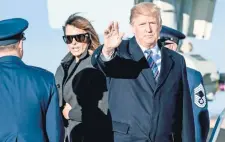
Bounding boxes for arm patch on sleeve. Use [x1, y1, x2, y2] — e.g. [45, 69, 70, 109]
[194, 83, 206, 108]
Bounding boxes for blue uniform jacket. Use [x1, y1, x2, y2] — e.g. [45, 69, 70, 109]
[0, 56, 64, 142]
[187, 68, 209, 142]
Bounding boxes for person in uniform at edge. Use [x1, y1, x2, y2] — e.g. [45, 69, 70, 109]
[91, 2, 195, 142]
[159, 25, 210, 142]
[0, 18, 64, 142]
[55, 13, 111, 142]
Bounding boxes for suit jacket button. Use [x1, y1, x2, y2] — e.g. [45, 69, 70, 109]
[56, 84, 60, 88]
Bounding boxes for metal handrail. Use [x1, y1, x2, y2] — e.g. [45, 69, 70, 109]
[208, 108, 225, 142]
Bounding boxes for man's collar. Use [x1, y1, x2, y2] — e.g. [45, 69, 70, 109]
[0, 55, 24, 64]
[139, 43, 160, 54]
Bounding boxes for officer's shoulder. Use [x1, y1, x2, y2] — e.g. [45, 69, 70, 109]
[28, 65, 54, 79]
[187, 67, 202, 80]
[187, 67, 201, 75]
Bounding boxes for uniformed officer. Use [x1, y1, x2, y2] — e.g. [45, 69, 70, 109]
[159, 25, 210, 142]
[0, 18, 64, 142]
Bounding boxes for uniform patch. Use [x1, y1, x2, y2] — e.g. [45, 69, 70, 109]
[194, 83, 206, 108]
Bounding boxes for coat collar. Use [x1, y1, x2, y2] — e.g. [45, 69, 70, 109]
[128, 37, 174, 93]
[0, 55, 24, 65]
[128, 37, 157, 91]
[128, 37, 145, 62]
[154, 47, 174, 94]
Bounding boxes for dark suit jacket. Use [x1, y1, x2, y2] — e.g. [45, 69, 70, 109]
[0, 56, 64, 142]
[91, 37, 195, 142]
[187, 68, 209, 142]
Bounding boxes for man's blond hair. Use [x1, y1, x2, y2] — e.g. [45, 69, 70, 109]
[130, 2, 162, 25]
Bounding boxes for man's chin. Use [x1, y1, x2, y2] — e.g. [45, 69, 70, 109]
[144, 41, 156, 46]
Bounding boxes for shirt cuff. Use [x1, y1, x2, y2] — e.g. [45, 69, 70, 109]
[100, 50, 115, 61]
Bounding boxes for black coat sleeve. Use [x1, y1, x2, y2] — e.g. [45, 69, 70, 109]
[91, 45, 143, 79]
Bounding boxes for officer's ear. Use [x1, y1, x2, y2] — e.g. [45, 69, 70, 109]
[17, 40, 23, 50]
[16, 40, 23, 58]
[17, 33, 25, 52]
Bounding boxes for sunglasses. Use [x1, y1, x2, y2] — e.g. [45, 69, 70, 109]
[63, 33, 89, 44]
[21, 33, 26, 41]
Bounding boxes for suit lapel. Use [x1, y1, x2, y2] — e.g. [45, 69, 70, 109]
[155, 47, 174, 94]
[129, 37, 156, 91]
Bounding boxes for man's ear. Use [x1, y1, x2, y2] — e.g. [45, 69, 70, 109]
[130, 23, 135, 34]
[16, 40, 23, 58]
[17, 40, 23, 51]
[159, 25, 162, 32]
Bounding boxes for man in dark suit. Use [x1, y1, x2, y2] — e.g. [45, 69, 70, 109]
[160, 25, 210, 142]
[0, 18, 64, 142]
[91, 2, 195, 142]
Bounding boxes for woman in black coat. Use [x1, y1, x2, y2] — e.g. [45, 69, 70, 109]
[55, 13, 112, 142]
